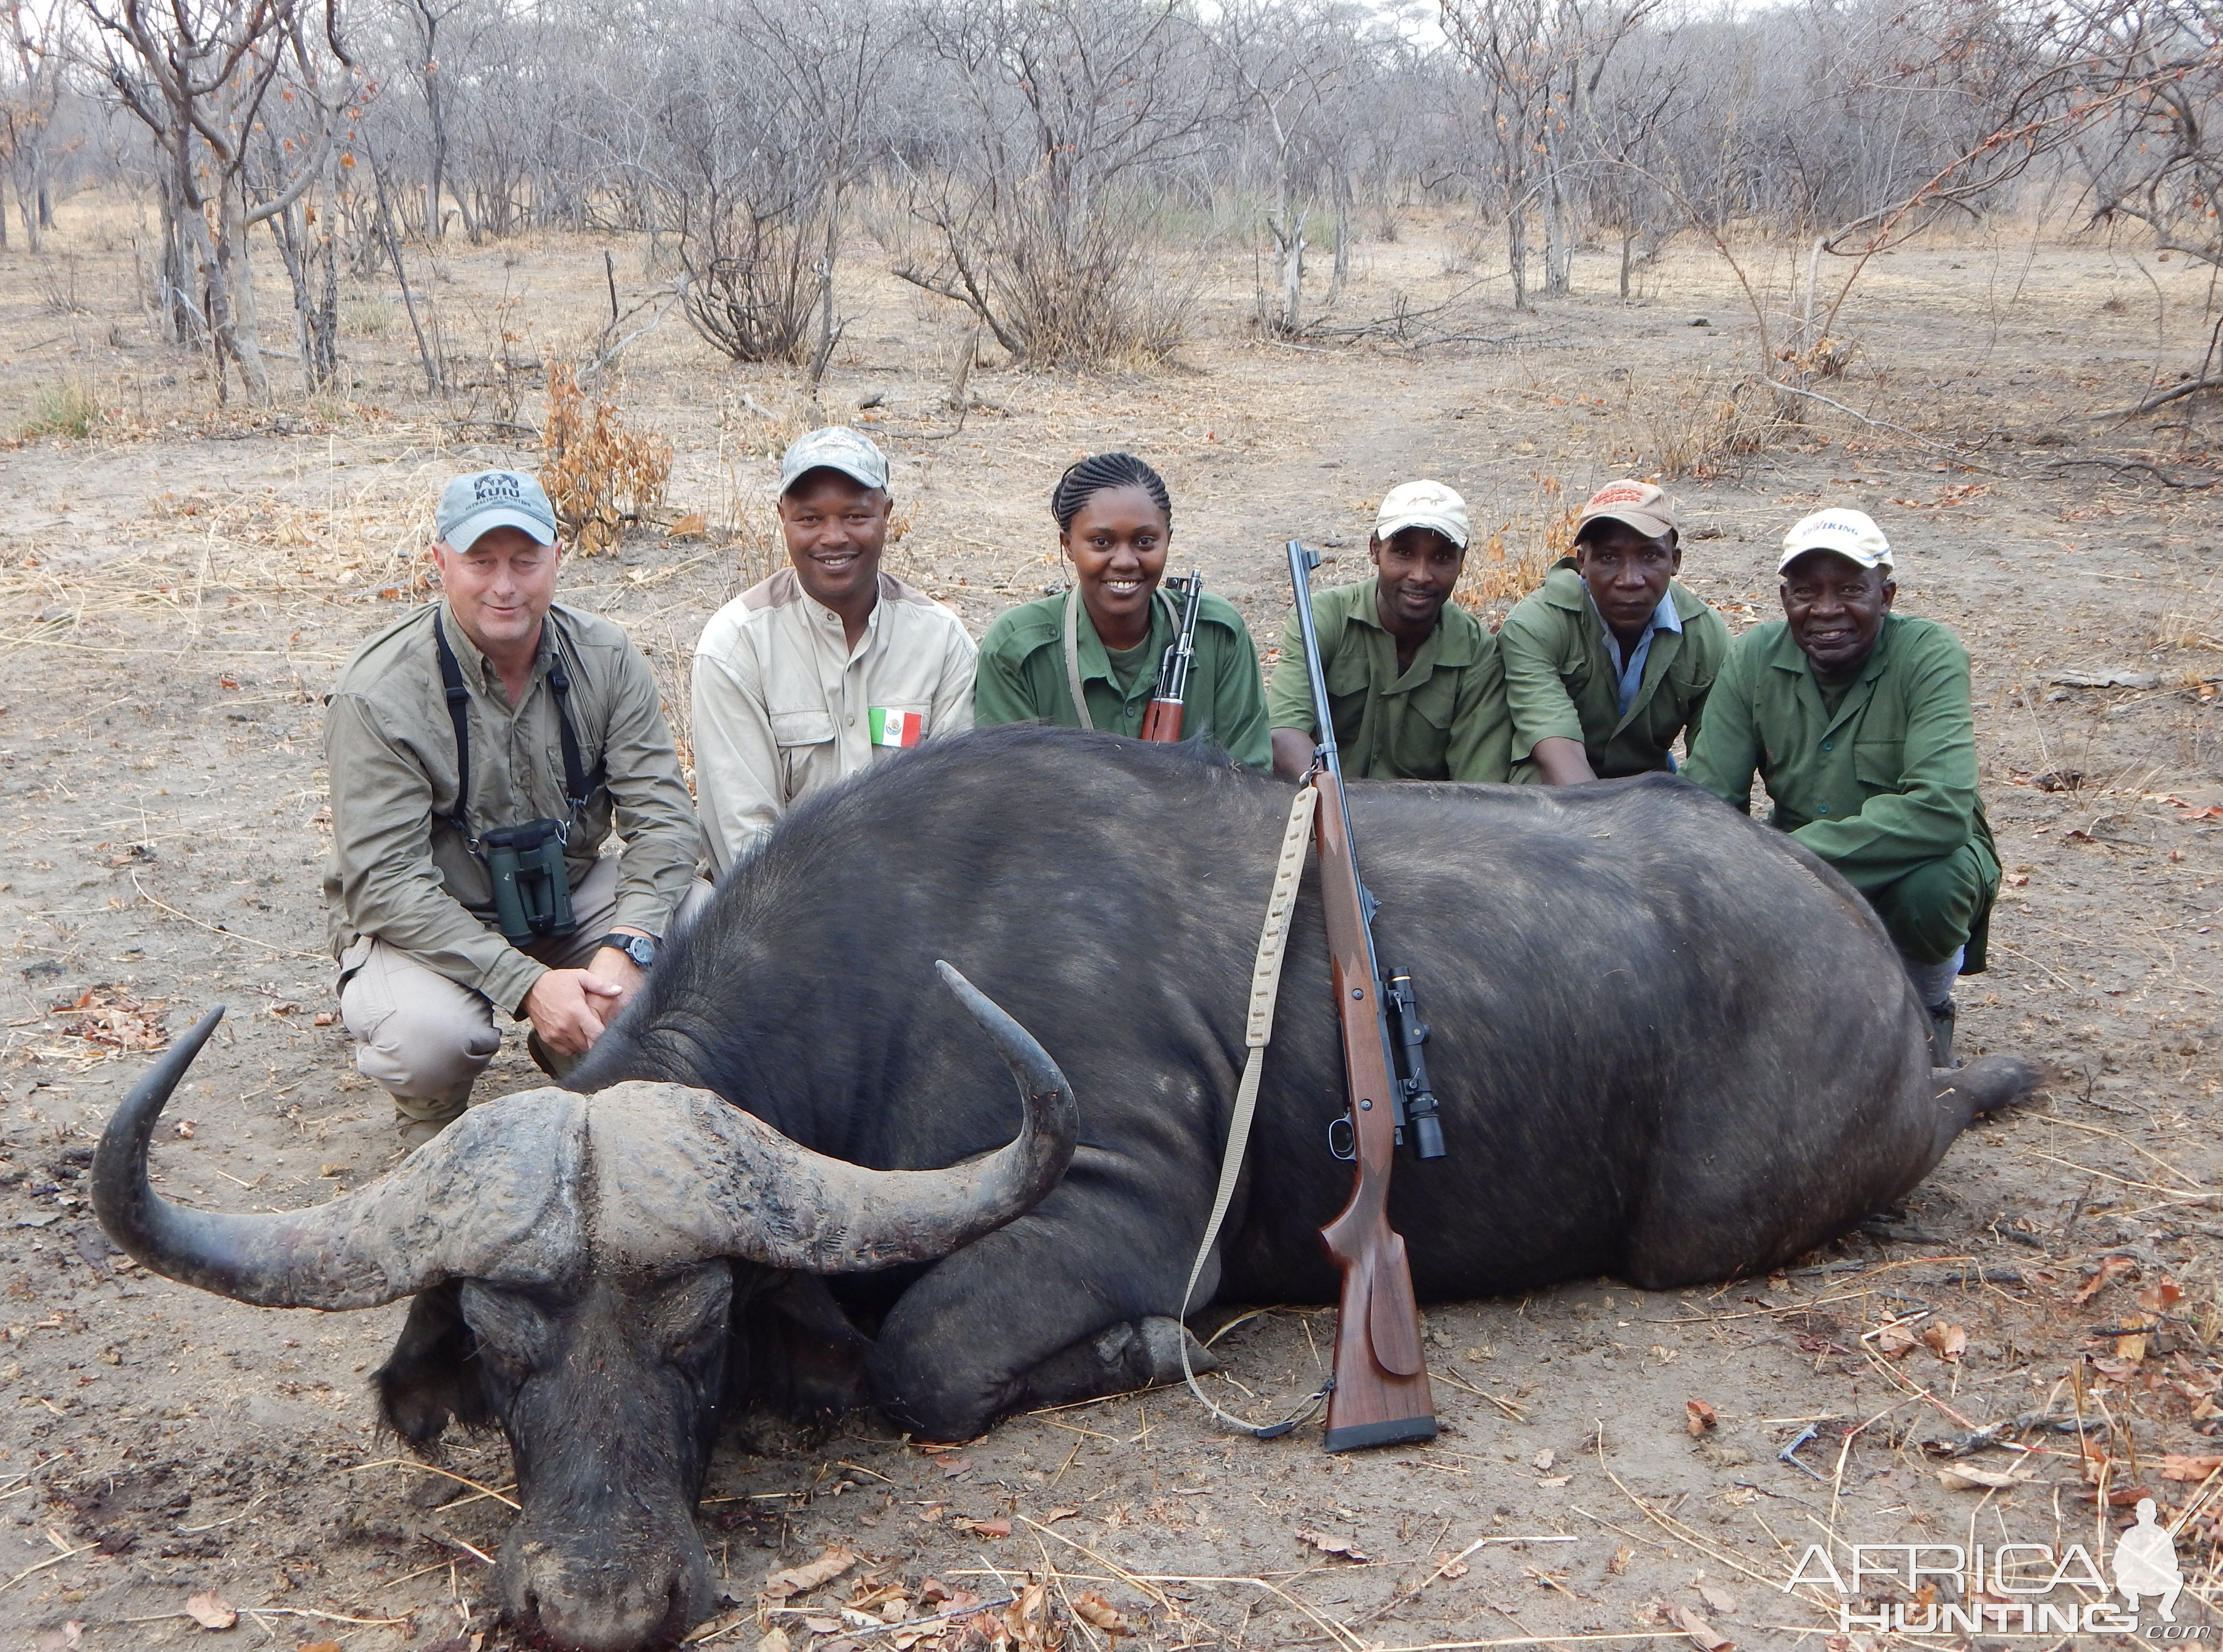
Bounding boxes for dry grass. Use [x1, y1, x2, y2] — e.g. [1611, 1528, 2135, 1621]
[1453, 475, 1573, 625]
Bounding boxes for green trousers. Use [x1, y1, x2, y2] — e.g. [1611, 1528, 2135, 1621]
[1863, 839, 1998, 970]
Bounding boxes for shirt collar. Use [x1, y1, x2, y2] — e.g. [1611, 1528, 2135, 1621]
[1583, 584, 1683, 646]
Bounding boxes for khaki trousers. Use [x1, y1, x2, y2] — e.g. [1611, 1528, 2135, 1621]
[337, 856, 714, 1121]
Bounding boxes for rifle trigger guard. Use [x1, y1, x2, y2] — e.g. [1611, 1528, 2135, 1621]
[1327, 1114, 1357, 1162]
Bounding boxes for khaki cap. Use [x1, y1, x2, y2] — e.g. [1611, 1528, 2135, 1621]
[1374, 479, 1468, 550]
[1576, 479, 1677, 541]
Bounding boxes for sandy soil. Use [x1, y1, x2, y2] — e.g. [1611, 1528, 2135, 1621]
[1, 204, 2220, 1652]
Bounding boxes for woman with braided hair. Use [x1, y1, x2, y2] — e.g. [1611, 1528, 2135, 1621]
[972, 452, 1271, 769]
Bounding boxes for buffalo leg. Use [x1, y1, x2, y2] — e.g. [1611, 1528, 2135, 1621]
[1010, 1317, 1219, 1414]
[865, 1160, 1215, 1441]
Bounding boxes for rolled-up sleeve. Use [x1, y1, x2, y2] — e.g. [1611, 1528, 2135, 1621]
[326, 693, 544, 1011]
[1496, 604, 1585, 764]
[691, 623, 785, 876]
[603, 647, 701, 931]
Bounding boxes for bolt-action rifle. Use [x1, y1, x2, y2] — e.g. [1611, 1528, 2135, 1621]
[1139, 572, 1204, 743]
[1285, 539, 1443, 1453]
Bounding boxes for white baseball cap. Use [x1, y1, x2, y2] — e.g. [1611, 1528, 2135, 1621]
[1374, 480, 1468, 550]
[1780, 508, 1892, 572]
[780, 426, 890, 495]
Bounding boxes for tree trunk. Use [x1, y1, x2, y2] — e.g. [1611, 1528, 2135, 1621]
[1329, 168, 1350, 305]
[1506, 203, 1529, 311]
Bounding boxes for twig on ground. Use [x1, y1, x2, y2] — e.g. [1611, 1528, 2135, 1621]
[344, 1458, 522, 1510]
[131, 870, 322, 960]
[2045, 456, 2223, 489]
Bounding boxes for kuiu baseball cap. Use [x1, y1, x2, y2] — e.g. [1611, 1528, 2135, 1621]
[1576, 479, 1677, 541]
[781, 426, 890, 495]
[1374, 479, 1468, 550]
[436, 469, 558, 552]
[1779, 507, 1892, 572]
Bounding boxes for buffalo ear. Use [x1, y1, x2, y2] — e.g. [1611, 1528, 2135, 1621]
[373, 1283, 494, 1444]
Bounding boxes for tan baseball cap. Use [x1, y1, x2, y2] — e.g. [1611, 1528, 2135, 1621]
[1374, 480, 1468, 550]
[1576, 479, 1677, 541]
[1779, 507, 1892, 572]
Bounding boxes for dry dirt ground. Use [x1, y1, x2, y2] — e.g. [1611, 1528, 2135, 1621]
[0, 203, 2220, 1652]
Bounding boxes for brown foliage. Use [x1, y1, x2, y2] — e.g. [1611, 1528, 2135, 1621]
[539, 363, 673, 555]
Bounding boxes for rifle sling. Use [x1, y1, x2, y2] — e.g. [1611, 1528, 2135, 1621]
[1061, 585, 1183, 735]
[1177, 779, 1332, 1440]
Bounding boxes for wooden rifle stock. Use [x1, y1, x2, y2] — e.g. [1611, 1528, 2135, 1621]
[1140, 572, 1203, 744]
[1311, 766, 1437, 1451]
[1283, 538, 1435, 1454]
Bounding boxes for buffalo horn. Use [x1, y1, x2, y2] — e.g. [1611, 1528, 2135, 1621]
[92, 1007, 588, 1309]
[591, 962, 1079, 1271]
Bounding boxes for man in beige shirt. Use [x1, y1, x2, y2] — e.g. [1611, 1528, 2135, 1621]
[693, 427, 976, 874]
[325, 469, 710, 1143]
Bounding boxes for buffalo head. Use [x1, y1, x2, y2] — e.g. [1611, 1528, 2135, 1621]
[93, 964, 1076, 1652]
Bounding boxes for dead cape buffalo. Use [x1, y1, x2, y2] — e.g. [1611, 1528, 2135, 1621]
[96, 726, 2034, 1651]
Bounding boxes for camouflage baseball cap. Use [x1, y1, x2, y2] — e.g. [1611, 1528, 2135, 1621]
[436, 469, 558, 552]
[780, 426, 890, 495]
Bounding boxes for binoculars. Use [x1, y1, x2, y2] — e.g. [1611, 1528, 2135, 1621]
[482, 819, 577, 945]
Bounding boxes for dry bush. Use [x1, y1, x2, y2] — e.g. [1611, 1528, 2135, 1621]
[1453, 476, 1573, 626]
[20, 380, 104, 440]
[1615, 376, 1781, 480]
[539, 363, 674, 556]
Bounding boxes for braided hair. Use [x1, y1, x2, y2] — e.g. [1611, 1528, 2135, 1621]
[1050, 451, 1173, 533]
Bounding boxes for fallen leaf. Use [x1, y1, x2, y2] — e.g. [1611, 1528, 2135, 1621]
[1532, 1447, 1555, 1472]
[1685, 1399, 1717, 1436]
[1295, 1527, 1371, 1561]
[1666, 1602, 1733, 1650]
[1936, 1464, 2033, 1491]
[668, 511, 708, 538]
[185, 1591, 237, 1630]
[296, 1643, 341, 1652]
[1697, 1582, 1738, 1615]
[1609, 1544, 1633, 1576]
[1071, 1590, 1131, 1634]
[311, 1011, 334, 1026]
[2160, 1454, 2223, 1481]
[1041, 1506, 1080, 1524]
[1873, 1320, 1919, 1358]
[2138, 1277, 2184, 1313]
[1537, 1474, 1572, 1488]
[760, 1546, 857, 1604]
[175, 1120, 196, 1138]
[1922, 1324, 1968, 1362]
[961, 1517, 1011, 1538]
[799, 1615, 839, 1633]
[2076, 1256, 2136, 1304]
[937, 1457, 974, 1478]
[2117, 1332, 2150, 1362]
[1435, 1554, 1471, 1579]
[756, 1631, 792, 1652]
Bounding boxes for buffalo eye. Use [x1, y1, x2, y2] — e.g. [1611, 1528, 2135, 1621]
[645, 1265, 733, 1367]
[458, 1281, 556, 1385]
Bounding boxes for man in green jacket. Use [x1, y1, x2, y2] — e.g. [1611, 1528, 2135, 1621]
[1268, 480, 1512, 783]
[1684, 508, 1998, 1065]
[1499, 479, 1730, 783]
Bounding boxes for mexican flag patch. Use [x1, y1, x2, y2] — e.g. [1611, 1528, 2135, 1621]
[870, 708, 924, 748]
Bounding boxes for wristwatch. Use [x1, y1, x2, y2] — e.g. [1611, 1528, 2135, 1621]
[595, 932, 657, 969]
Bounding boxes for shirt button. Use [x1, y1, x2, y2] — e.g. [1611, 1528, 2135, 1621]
[846, 715, 855, 726]
[1817, 804, 1829, 814]
[1822, 739, 1833, 751]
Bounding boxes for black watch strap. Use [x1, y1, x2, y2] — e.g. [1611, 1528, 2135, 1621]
[594, 932, 657, 968]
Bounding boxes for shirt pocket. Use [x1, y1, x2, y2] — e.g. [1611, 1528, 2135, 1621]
[1852, 740, 1905, 790]
[770, 708, 838, 750]
[1405, 671, 1460, 730]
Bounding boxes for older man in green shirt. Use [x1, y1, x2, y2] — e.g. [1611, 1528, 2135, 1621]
[1684, 508, 1998, 1065]
[1500, 479, 1729, 783]
[1267, 480, 1511, 783]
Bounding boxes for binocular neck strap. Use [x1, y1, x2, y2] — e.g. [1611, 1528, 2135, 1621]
[434, 609, 597, 838]
[433, 611, 476, 842]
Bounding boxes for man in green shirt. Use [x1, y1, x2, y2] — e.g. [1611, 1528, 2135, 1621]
[1267, 480, 1512, 783]
[973, 451, 1272, 769]
[1499, 479, 1730, 783]
[1684, 508, 1998, 1065]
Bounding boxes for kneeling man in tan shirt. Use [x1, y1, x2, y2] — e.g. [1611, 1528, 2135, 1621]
[692, 427, 977, 874]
